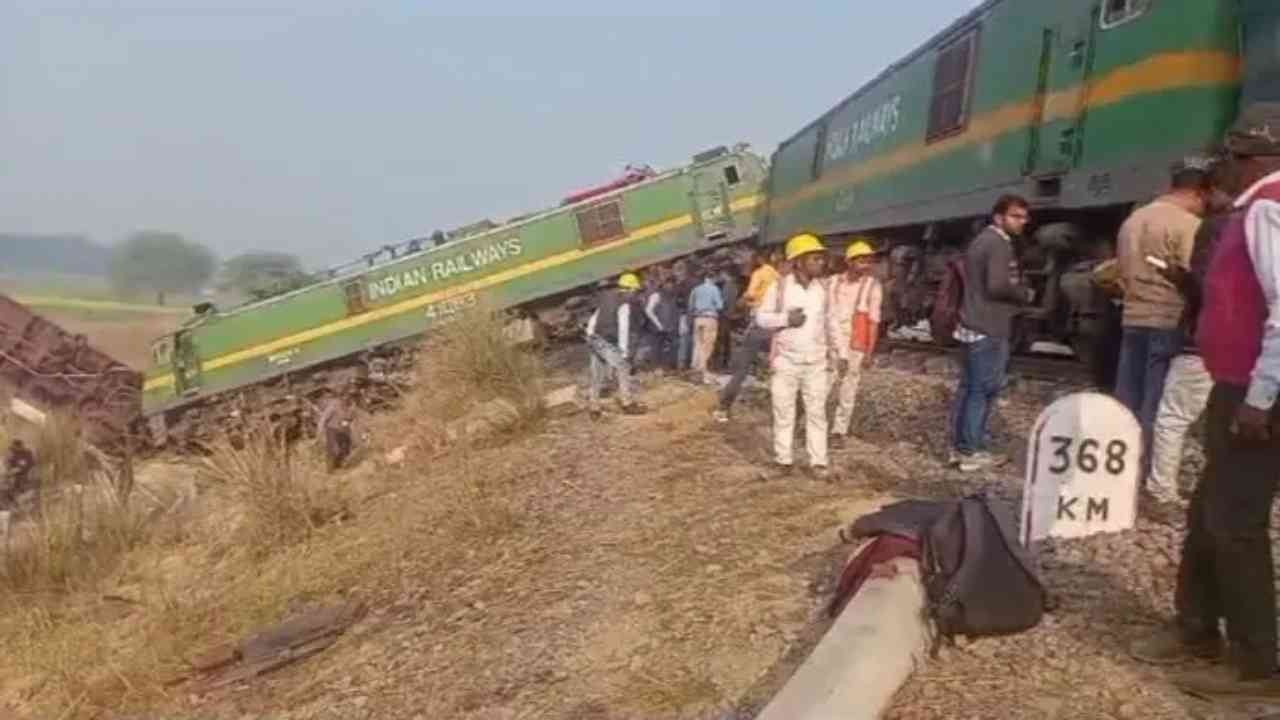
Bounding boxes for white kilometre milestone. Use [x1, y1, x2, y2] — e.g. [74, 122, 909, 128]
[1020, 392, 1142, 545]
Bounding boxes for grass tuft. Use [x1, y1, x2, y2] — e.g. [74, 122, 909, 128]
[0, 414, 149, 598]
[197, 419, 352, 553]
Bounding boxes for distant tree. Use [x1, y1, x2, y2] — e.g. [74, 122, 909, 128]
[218, 251, 312, 301]
[108, 231, 216, 305]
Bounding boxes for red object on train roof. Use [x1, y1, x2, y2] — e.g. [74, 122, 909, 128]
[561, 164, 657, 206]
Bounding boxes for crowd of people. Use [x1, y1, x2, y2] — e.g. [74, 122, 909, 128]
[583, 230, 887, 479]
[583, 103, 1280, 697]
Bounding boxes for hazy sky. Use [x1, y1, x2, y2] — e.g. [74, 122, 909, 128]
[2, 0, 981, 269]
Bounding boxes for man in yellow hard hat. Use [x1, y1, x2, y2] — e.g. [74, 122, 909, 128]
[755, 233, 836, 478]
[585, 272, 648, 417]
[826, 238, 885, 448]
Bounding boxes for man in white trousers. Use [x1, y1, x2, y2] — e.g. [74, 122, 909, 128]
[826, 239, 885, 448]
[755, 233, 834, 479]
[1148, 201, 1231, 503]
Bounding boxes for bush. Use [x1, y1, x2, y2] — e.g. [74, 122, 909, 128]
[414, 303, 547, 425]
[0, 415, 149, 596]
[197, 420, 350, 552]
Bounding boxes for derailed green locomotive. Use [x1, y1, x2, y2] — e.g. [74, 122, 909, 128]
[140, 145, 765, 443]
[760, 0, 1279, 363]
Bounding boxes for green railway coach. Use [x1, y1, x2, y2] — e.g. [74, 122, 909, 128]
[760, 0, 1280, 358]
[141, 145, 766, 427]
[762, 0, 1275, 242]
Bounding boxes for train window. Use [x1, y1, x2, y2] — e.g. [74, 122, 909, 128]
[927, 29, 978, 142]
[575, 200, 626, 246]
[343, 280, 367, 315]
[1101, 0, 1150, 29]
[723, 165, 741, 187]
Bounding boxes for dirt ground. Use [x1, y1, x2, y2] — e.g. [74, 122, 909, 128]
[0, 352, 1267, 720]
[35, 307, 181, 369]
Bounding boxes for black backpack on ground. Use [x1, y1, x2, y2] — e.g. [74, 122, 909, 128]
[844, 494, 1048, 645]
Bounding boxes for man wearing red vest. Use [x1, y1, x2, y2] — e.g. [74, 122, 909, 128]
[1130, 104, 1280, 696]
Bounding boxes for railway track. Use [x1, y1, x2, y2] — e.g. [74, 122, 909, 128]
[881, 338, 1097, 387]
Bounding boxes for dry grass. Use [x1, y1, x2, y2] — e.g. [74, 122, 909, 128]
[196, 421, 353, 553]
[0, 414, 151, 599]
[415, 302, 547, 423]
[0, 301, 879, 720]
[368, 302, 549, 461]
[0, 307, 545, 718]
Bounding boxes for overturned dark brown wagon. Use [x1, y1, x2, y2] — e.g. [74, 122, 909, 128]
[0, 293, 143, 452]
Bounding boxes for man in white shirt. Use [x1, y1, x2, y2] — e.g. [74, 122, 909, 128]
[755, 233, 835, 479]
[826, 239, 885, 448]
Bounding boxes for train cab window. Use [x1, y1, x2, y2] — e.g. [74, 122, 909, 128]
[575, 200, 626, 246]
[723, 165, 741, 187]
[151, 337, 174, 366]
[927, 29, 978, 142]
[1101, 0, 1150, 29]
[343, 280, 367, 315]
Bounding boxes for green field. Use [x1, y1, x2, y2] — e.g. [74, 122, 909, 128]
[13, 295, 190, 316]
[0, 272, 200, 316]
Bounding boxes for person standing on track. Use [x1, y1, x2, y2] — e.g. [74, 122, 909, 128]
[1146, 185, 1233, 505]
[950, 195, 1035, 473]
[755, 233, 834, 479]
[826, 239, 885, 448]
[688, 269, 724, 385]
[1129, 104, 1280, 698]
[714, 266, 741, 372]
[1114, 159, 1212, 477]
[586, 272, 648, 418]
[713, 248, 783, 422]
[642, 271, 679, 372]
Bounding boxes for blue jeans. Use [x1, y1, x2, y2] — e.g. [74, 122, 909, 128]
[1115, 326, 1183, 441]
[951, 336, 1011, 455]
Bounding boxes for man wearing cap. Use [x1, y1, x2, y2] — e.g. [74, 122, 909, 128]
[586, 273, 648, 417]
[755, 233, 835, 478]
[1115, 159, 1212, 487]
[826, 238, 885, 448]
[1129, 104, 1280, 697]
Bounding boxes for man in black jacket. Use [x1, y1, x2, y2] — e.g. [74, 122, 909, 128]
[950, 195, 1035, 472]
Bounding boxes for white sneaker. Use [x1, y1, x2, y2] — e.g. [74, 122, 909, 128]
[957, 451, 1007, 472]
[712, 409, 730, 423]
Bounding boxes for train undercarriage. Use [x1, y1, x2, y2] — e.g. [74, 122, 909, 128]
[879, 205, 1131, 386]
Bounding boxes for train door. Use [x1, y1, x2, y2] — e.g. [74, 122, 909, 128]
[689, 164, 736, 241]
[1024, 11, 1097, 179]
